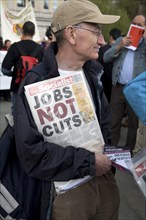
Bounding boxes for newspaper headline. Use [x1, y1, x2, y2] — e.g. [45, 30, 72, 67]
[25, 72, 104, 153]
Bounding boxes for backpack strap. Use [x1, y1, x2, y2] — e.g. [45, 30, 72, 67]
[27, 62, 49, 81]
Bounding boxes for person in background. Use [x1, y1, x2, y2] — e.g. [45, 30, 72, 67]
[103, 15, 146, 152]
[2, 39, 11, 51]
[45, 26, 55, 43]
[40, 26, 55, 49]
[1, 21, 44, 114]
[98, 28, 121, 102]
[13, 0, 120, 220]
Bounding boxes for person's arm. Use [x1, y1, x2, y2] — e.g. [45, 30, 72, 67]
[2, 44, 18, 76]
[103, 36, 132, 63]
[115, 35, 132, 52]
[1, 67, 12, 76]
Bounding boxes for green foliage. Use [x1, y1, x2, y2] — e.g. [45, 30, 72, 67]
[117, 0, 146, 19]
[91, 0, 131, 42]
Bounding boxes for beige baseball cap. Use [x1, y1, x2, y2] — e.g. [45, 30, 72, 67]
[51, 0, 120, 33]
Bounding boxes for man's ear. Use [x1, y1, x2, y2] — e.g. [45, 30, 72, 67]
[65, 26, 76, 45]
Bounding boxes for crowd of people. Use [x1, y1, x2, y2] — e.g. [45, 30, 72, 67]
[0, 0, 146, 219]
[0, 24, 54, 104]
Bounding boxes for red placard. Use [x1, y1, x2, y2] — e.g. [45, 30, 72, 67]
[126, 24, 145, 50]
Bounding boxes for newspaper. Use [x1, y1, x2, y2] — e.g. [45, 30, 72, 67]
[24, 72, 105, 193]
[104, 145, 132, 174]
[126, 148, 146, 197]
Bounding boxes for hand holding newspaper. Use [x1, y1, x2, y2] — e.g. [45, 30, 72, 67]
[24, 71, 105, 193]
[104, 145, 132, 174]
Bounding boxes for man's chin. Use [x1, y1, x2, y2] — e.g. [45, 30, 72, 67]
[92, 54, 99, 60]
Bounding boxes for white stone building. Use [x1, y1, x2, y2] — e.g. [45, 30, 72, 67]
[0, 0, 64, 39]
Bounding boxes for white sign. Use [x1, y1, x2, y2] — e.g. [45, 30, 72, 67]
[0, 1, 40, 43]
[0, 51, 12, 90]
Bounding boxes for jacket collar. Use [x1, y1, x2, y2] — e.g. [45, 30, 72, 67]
[42, 42, 59, 78]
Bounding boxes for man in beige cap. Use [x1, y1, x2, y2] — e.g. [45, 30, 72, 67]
[13, 1, 120, 220]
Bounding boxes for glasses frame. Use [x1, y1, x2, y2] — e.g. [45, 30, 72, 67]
[73, 25, 102, 38]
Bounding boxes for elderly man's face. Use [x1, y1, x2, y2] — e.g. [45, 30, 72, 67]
[71, 23, 102, 61]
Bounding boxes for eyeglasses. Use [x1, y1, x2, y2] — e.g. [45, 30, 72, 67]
[74, 26, 102, 37]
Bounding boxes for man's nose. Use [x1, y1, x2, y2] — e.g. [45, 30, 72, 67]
[97, 34, 106, 47]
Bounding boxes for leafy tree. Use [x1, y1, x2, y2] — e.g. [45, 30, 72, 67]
[91, 0, 131, 42]
[117, 0, 146, 19]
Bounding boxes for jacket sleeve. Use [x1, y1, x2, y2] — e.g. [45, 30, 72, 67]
[14, 73, 96, 181]
[1, 67, 12, 76]
[2, 44, 18, 75]
[103, 37, 122, 63]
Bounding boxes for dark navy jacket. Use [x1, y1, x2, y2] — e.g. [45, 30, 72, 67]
[13, 42, 111, 220]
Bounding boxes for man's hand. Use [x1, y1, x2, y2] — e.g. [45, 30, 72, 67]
[121, 36, 132, 46]
[95, 154, 112, 176]
[116, 36, 132, 52]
